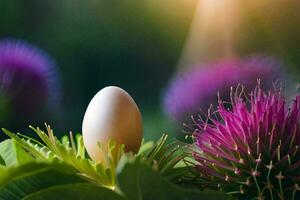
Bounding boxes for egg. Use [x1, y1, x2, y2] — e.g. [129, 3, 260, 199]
[82, 86, 143, 162]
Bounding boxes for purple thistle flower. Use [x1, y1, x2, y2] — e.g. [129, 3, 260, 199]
[162, 56, 286, 122]
[0, 39, 60, 117]
[192, 84, 300, 199]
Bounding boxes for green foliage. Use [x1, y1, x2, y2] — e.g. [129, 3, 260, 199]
[25, 184, 124, 200]
[0, 155, 4, 166]
[2, 125, 122, 188]
[0, 154, 227, 200]
[138, 134, 194, 182]
[0, 162, 84, 199]
[2, 125, 192, 188]
[0, 125, 229, 199]
[116, 156, 227, 200]
[0, 139, 34, 167]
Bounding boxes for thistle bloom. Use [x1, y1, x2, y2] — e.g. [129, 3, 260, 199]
[192, 84, 300, 200]
[0, 39, 60, 117]
[162, 56, 285, 122]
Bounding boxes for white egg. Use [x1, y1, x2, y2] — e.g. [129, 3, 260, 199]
[82, 86, 143, 162]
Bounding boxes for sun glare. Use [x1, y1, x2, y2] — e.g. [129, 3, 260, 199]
[177, 0, 239, 70]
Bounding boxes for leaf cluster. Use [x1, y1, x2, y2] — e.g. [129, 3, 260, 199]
[0, 124, 227, 200]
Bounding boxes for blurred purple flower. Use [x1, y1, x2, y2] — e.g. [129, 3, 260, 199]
[192, 84, 300, 199]
[162, 56, 285, 121]
[0, 39, 60, 117]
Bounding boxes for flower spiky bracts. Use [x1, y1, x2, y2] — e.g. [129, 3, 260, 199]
[193, 84, 300, 200]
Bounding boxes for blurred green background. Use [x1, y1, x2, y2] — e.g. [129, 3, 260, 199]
[0, 0, 299, 140]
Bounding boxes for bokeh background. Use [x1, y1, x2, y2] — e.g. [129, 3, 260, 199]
[0, 0, 299, 141]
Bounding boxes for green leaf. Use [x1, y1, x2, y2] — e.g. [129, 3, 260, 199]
[0, 155, 4, 166]
[0, 139, 34, 167]
[116, 155, 141, 200]
[23, 183, 124, 200]
[1, 129, 50, 160]
[0, 162, 78, 187]
[0, 162, 124, 200]
[117, 157, 228, 200]
[139, 134, 195, 183]
[137, 140, 154, 156]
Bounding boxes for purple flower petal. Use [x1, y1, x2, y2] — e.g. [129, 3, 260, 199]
[0, 39, 60, 116]
[162, 55, 286, 122]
